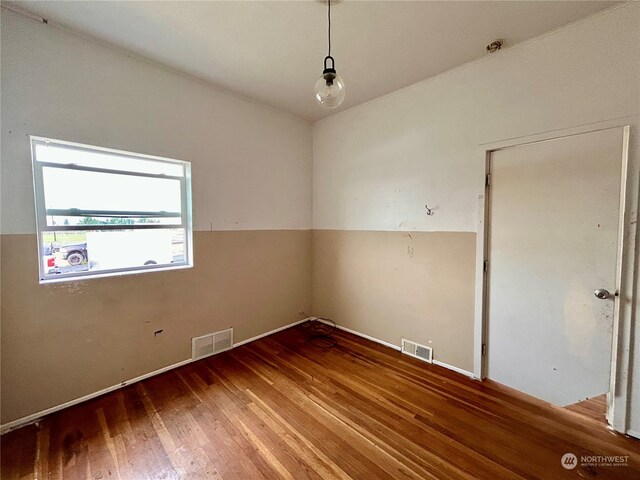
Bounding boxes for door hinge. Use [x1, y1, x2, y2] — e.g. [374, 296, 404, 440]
[485, 173, 491, 187]
[483, 260, 488, 272]
[482, 343, 486, 356]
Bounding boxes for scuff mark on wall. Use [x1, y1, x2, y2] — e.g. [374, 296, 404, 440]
[48, 281, 89, 296]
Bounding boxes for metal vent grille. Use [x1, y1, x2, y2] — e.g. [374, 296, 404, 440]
[401, 338, 433, 363]
[192, 328, 233, 360]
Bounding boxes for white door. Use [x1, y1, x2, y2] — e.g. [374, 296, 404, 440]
[486, 127, 626, 406]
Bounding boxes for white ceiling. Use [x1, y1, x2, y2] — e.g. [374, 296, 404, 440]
[7, 1, 618, 122]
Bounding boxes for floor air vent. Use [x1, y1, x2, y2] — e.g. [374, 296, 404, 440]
[401, 338, 433, 363]
[192, 328, 233, 360]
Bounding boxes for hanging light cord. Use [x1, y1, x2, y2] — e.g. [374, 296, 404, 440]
[327, 0, 332, 57]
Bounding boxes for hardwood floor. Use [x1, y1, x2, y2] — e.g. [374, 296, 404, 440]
[2, 323, 639, 479]
[566, 394, 608, 425]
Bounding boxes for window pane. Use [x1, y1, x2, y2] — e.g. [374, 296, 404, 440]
[42, 167, 182, 225]
[41, 231, 89, 275]
[35, 142, 184, 176]
[47, 215, 180, 227]
[33, 137, 193, 283]
[41, 228, 186, 278]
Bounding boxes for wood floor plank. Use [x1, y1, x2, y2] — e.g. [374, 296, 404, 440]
[213, 353, 399, 479]
[2, 323, 640, 479]
[245, 342, 483, 479]
[566, 394, 607, 424]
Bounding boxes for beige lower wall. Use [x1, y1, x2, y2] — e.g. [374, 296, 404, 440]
[312, 230, 476, 372]
[2, 228, 477, 425]
[0, 230, 311, 424]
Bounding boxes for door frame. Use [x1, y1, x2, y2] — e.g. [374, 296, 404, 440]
[473, 119, 636, 434]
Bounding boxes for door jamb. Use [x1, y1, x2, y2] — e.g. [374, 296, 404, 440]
[473, 119, 636, 434]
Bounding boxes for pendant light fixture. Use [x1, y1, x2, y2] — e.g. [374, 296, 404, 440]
[314, 0, 345, 109]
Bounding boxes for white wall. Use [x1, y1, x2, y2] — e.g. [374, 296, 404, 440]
[313, 3, 639, 233]
[0, 7, 313, 426]
[1, 8, 312, 235]
[313, 3, 640, 433]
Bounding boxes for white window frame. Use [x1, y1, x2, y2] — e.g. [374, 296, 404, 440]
[31, 136, 193, 283]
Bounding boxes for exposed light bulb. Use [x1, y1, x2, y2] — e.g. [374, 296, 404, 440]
[314, 0, 345, 109]
[314, 69, 345, 109]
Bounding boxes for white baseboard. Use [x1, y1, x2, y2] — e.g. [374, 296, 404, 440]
[233, 318, 311, 347]
[0, 317, 314, 435]
[0, 357, 193, 435]
[0, 317, 478, 434]
[315, 317, 477, 379]
[626, 429, 640, 439]
[315, 317, 401, 351]
[433, 360, 476, 379]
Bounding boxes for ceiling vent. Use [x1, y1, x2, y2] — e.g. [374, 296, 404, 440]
[401, 338, 433, 363]
[192, 328, 233, 360]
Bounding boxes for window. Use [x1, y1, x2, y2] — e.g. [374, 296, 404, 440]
[31, 136, 193, 283]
